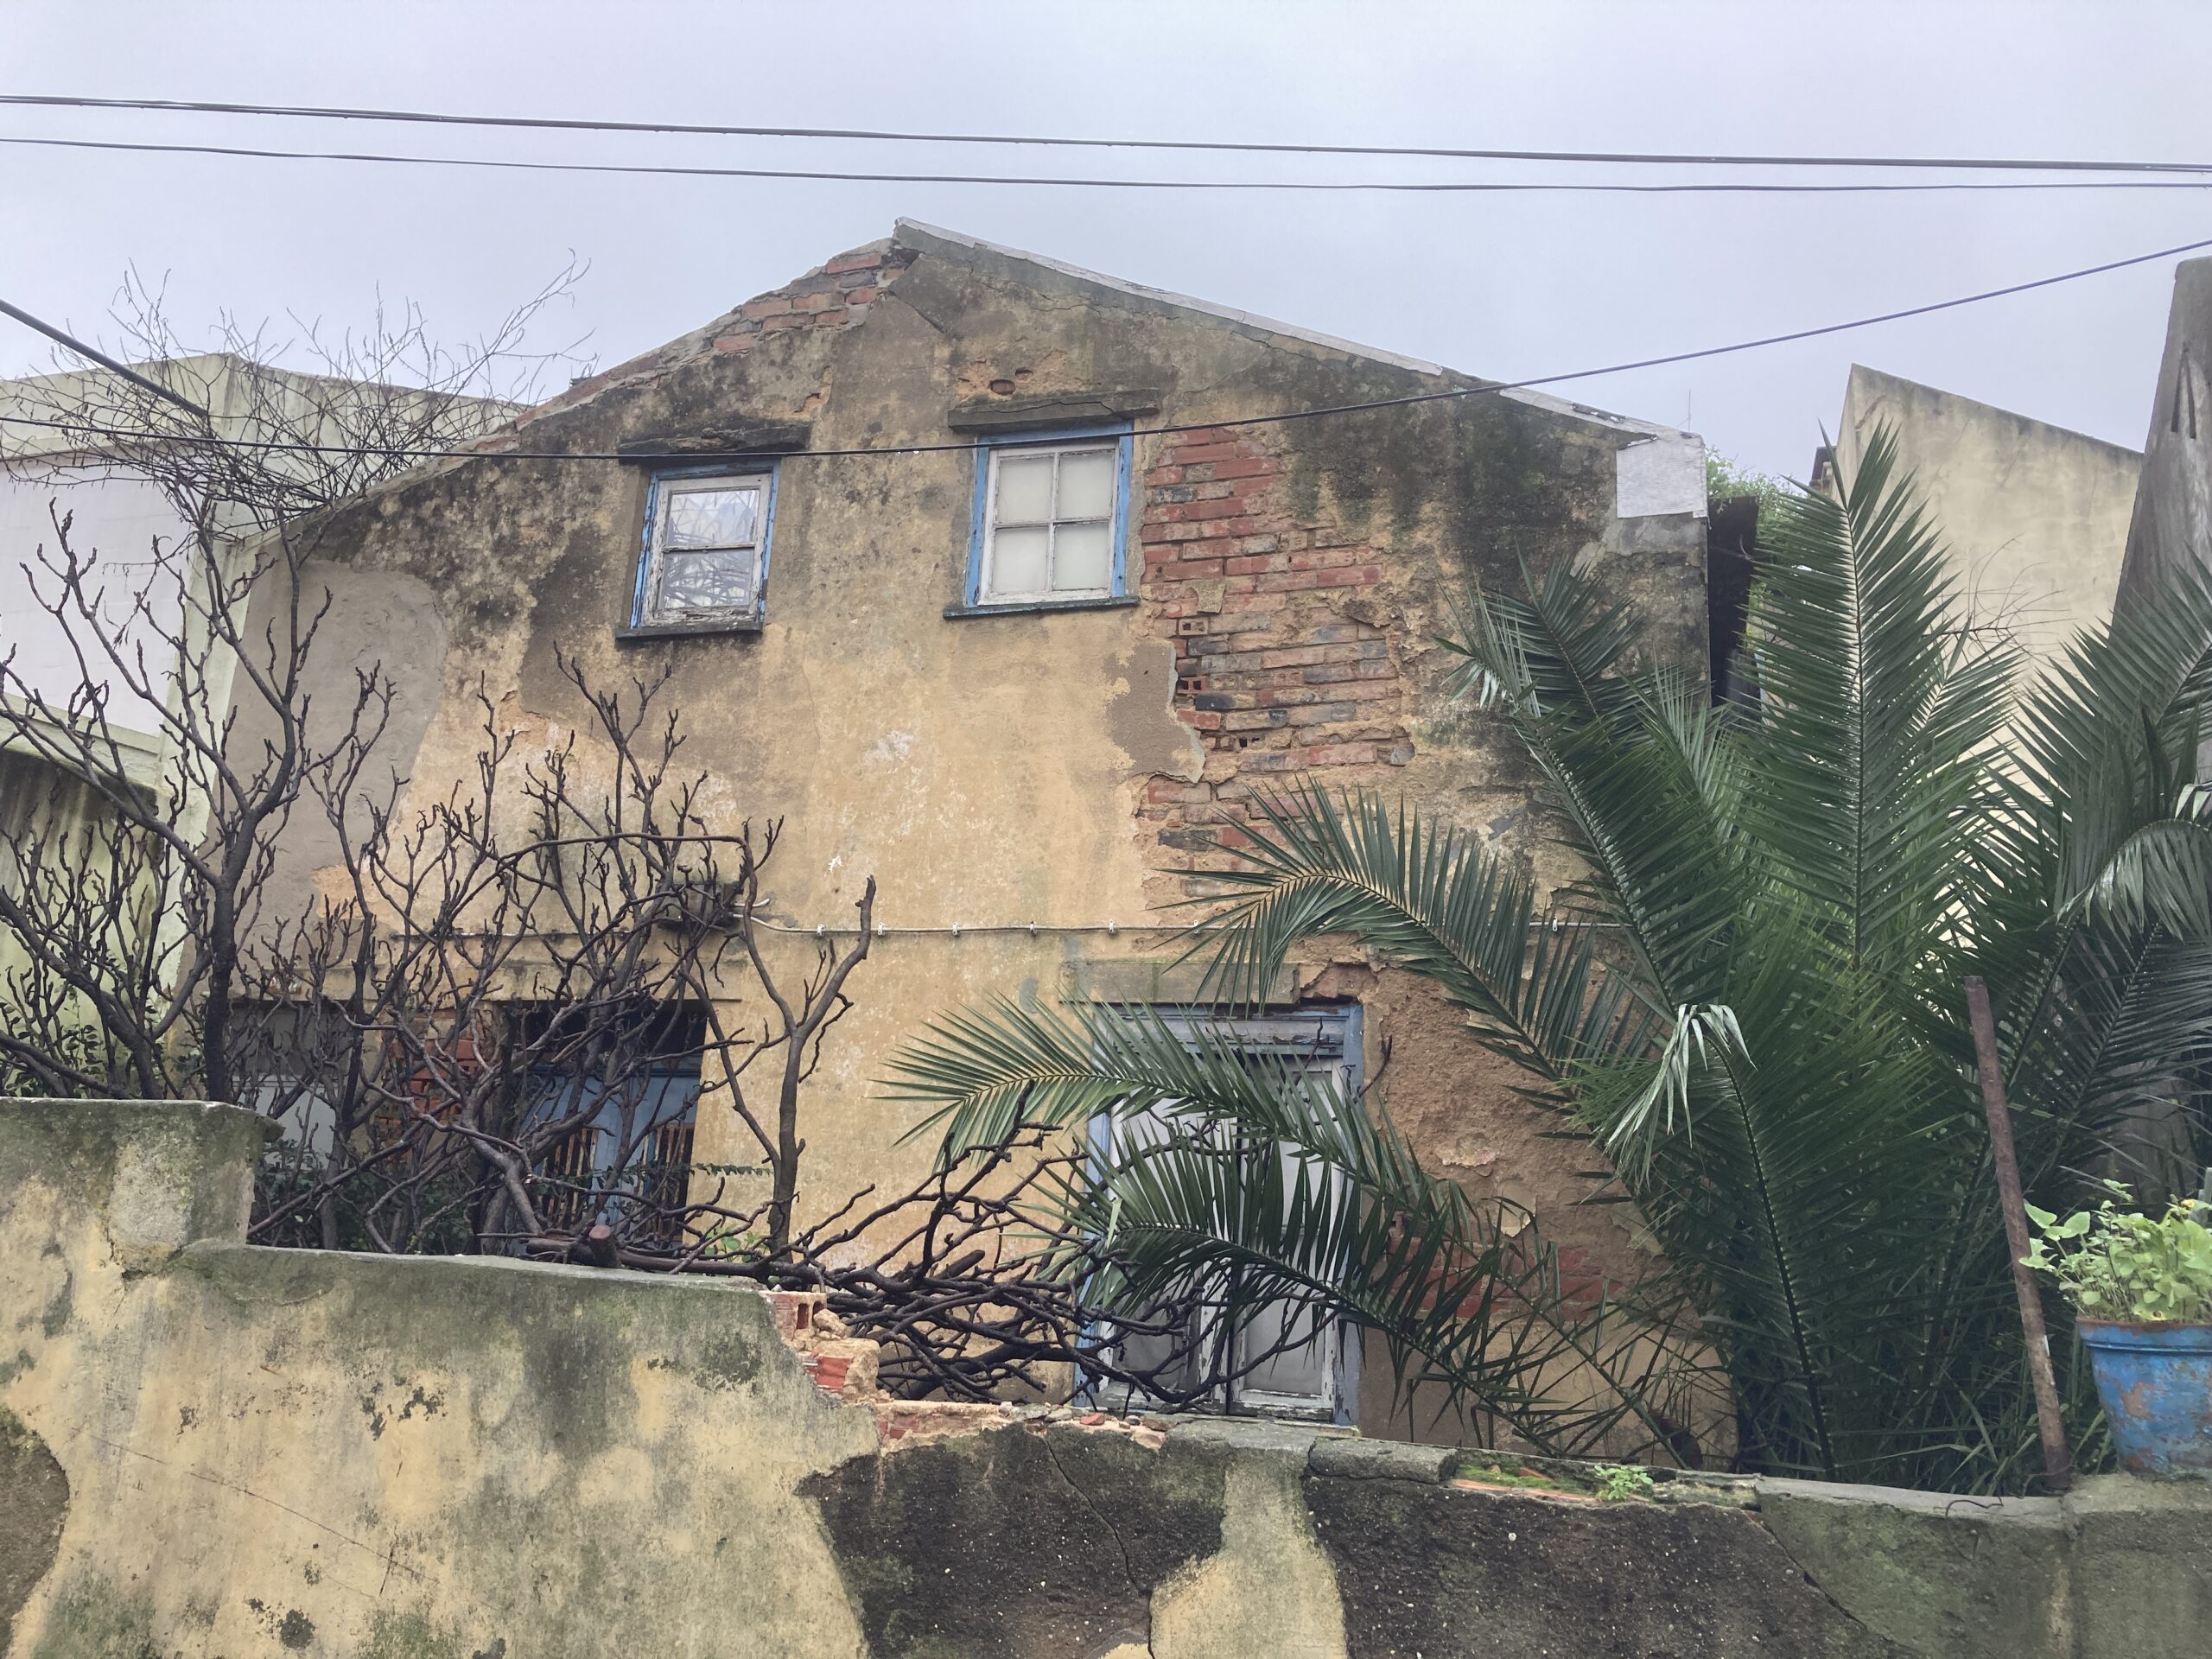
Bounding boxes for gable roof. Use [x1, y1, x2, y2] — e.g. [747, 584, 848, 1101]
[891, 220, 1687, 445]
[499, 220, 1692, 451]
[897, 219, 1450, 378]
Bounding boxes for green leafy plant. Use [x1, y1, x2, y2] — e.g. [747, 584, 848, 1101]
[1704, 448, 1794, 523]
[2025, 1185, 2212, 1324]
[1592, 1464, 1656, 1503]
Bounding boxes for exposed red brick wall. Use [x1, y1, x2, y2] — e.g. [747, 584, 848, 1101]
[1138, 428, 1413, 899]
[493, 242, 917, 440]
[709, 244, 916, 355]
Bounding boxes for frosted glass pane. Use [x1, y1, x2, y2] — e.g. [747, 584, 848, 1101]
[1057, 449, 1116, 521]
[988, 525, 1050, 596]
[994, 454, 1054, 524]
[1236, 1298, 1332, 1402]
[656, 549, 753, 613]
[664, 486, 760, 550]
[1052, 522, 1112, 591]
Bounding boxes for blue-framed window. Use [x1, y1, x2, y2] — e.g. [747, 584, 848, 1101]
[963, 423, 1134, 609]
[522, 1005, 705, 1248]
[1083, 1006, 1363, 1423]
[632, 464, 779, 629]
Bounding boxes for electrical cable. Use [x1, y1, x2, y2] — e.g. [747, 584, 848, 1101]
[744, 915, 1620, 938]
[7, 92, 2211, 176]
[6, 228, 2209, 467]
[0, 297, 210, 417]
[6, 131, 2212, 195]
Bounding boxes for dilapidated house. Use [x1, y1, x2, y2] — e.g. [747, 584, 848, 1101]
[259, 219, 1711, 1431]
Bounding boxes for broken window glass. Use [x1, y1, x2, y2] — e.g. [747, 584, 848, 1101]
[664, 486, 760, 550]
[657, 549, 755, 612]
[639, 471, 772, 625]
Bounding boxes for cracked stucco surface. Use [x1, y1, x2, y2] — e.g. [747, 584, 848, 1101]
[10, 1101, 2212, 1658]
[2, 1101, 877, 1659]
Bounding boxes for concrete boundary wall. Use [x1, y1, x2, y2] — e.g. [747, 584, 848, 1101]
[3, 1100, 2208, 1658]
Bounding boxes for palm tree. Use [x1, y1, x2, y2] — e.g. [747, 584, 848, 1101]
[889, 429, 2212, 1490]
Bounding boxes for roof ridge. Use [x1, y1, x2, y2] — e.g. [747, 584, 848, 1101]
[891, 219, 1688, 441]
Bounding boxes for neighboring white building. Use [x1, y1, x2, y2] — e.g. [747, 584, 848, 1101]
[1, 353, 516, 804]
[1820, 365, 2142, 670]
[0, 353, 518, 1048]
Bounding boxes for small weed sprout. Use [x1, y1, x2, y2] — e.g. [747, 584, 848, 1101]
[1592, 1464, 1656, 1503]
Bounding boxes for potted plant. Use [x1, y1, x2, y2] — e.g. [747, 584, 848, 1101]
[2024, 1182, 2212, 1477]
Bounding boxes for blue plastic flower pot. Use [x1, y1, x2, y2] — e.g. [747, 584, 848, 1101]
[2078, 1319, 2212, 1478]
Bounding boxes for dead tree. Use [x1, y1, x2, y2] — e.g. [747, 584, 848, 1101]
[3, 262, 588, 535]
[0, 502, 1321, 1403]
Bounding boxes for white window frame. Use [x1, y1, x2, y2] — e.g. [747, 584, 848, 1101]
[976, 439, 1122, 605]
[637, 468, 774, 626]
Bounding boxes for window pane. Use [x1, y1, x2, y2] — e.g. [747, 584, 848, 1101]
[664, 486, 760, 550]
[1052, 521, 1113, 592]
[993, 454, 1054, 525]
[657, 549, 754, 612]
[988, 525, 1050, 596]
[1056, 449, 1116, 522]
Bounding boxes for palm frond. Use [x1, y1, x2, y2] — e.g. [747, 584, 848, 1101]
[1192, 785, 1652, 1081]
[1742, 424, 2018, 976]
[887, 995, 1701, 1455]
[1081, 1130, 1694, 1456]
[2071, 796, 2212, 944]
[1441, 556, 1643, 727]
[1440, 579, 1750, 1006]
[1588, 1001, 1747, 1179]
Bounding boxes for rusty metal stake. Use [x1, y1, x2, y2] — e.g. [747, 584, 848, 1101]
[1965, 975, 2074, 1494]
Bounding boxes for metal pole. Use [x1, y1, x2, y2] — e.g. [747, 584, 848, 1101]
[1964, 975, 2074, 1493]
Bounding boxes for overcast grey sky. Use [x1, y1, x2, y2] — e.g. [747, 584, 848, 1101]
[3, 2, 2208, 480]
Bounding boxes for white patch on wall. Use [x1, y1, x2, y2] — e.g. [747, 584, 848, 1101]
[1614, 435, 1707, 520]
[866, 729, 917, 766]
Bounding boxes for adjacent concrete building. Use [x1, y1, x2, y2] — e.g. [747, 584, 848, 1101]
[234, 220, 1713, 1430]
[1824, 364, 2141, 669]
[2116, 257, 2212, 625]
[0, 357, 236, 823]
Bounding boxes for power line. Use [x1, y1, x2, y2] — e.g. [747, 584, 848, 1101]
[6, 92, 2212, 177]
[6, 131, 2212, 196]
[5, 228, 2208, 467]
[0, 297, 209, 418]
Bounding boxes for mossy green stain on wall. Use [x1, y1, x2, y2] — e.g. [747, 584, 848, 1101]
[36, 1262, 71, 1338]
[27, 1574, 159, 1659]
[0, 1408, 69, 1656]
[356, 1608, 480, 1659]
[804, 1425, 1231, 1659]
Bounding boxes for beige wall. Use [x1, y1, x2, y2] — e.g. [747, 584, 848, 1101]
[2117, 256, 2212, 618]
[247, 223, 1710, 1407]
[0, 1098, 883, 1658]
[1834, 365, 2140, 669]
